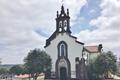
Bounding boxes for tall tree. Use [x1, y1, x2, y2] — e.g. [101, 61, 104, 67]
[88, 51, 117, 80]
[24, 49, 52, 80]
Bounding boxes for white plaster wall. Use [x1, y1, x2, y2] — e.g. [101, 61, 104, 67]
[45, 33, 83, 73]
[89, 52, 100, 62]
[84, 51, 90, 64]
[84, 51, 100, 64]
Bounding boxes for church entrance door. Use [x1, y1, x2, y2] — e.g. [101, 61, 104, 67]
[60, 67, 67, 80]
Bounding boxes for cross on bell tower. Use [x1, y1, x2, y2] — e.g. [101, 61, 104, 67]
[56, 5, 71, 34]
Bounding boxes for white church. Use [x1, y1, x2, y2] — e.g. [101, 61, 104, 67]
[44, 5, 103, 80]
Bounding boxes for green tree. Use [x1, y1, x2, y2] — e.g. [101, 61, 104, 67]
[0, 68, 8, 74]
[24, 49, 52, 80]
[88, 51, 117, 80]
[9, 65, 23, 75]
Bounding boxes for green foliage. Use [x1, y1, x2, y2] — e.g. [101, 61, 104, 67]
[24, 49, 52, 80]
[9, 65, 23, 75]
[0, 68, 8, 74]
[88, 51, 117, 80]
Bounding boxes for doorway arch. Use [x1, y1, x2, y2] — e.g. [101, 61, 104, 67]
[60, 67, 67, 80]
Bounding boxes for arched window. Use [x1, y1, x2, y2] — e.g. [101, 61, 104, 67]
[64, 20, 67, 27]
[58, 41, 67, 57]
[64, 20, 67, 30]
[59, 21, 62, 32]
[60, 44, 65, 56]
[59, 21, 62, 28]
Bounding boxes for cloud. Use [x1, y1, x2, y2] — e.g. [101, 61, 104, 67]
[77, 0, 120, 57]
[1, 0, 119, 64]
[0, 0, 87, 64]
[64, 0, 87, 21]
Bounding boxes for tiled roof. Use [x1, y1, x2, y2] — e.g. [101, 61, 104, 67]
[85, 46, 99, 53]
[84, 44, 102, 53]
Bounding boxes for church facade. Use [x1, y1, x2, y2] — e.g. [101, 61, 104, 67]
[44, 5, 102, 80]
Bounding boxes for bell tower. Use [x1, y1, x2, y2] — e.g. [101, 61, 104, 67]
[55, 5, 71, 80]
[56, 5, 71, 34]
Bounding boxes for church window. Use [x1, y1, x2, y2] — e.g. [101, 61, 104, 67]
[59, 21, 62, 32]
[64, 20, 67, 27]
[60, 44, 65, 56]
[59, 21, 62, 28]
[64, 20, 67, 30]
[58, 41, 67, 57]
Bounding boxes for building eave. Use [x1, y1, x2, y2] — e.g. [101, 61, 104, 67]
[44, 31, 57, 48]
[44, 32, 84, 48]
[69, 34, 84, 45]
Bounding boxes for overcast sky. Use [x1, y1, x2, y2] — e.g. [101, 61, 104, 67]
[0, 0, 120, 64]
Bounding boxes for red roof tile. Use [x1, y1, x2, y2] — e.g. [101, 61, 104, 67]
[85, 46, 99, 53]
